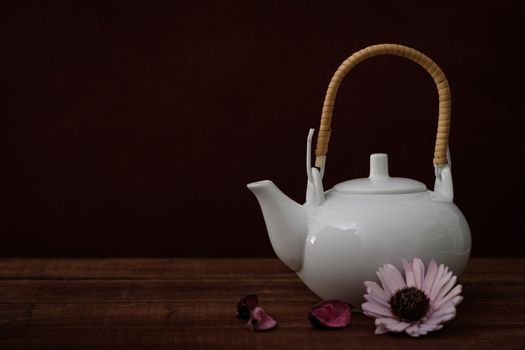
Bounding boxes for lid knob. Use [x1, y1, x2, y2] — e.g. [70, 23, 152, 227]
[333, 152, 426, 194]
[369, 153, 389, 178]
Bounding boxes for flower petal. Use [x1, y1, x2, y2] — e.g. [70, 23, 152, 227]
[364, 281, 389, 304]
[402, 259, 416, 287]
[405, 324, 422, 337]
[374, 324, 390, 334]
[364, 293, 389, 308]
[422, 259, 438, 295]
[376, 270, 392, 297]
[426, 309, 457, 325]
[421, 323, 443, 332]
[429, 306, 456, 319]
[376, 317, 410, 333]
[412, 258, 425, 289]
[434, 284, 462, 309]
[377, 264, 406, 294]
[428, 264, 447, 302]
[412, 323, 443, 336]
[247, 306, 278, 331]
[435, 295, 463, 312]
[362, 302, 393, 318]
[433, 275, 457, 305]
[442, 266, 449, 277]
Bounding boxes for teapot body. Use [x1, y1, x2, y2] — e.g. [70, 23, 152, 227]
[298, 189, 471, 307]
[248, 44, 472, 307]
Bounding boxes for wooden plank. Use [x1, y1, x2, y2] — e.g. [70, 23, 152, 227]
[2, 280, 521, 304]
[0, 258, 289, 279]
[0, 297, 524, 328]
[0, 327, 524, 350]
[0, 301, 318, 328]
[0, 279, 315, 303]
[0, 258, 523, 350]
[0, 258, 523, 279]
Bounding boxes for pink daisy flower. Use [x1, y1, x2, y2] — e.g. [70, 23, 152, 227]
[362, 258, 463, 337]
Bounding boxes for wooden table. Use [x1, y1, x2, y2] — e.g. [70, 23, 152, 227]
[0, 258, 523, 349]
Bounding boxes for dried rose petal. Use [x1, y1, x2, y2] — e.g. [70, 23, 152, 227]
[247, 306, 278, 332]
[308, 299, 351, 328]
[236, 294, 259, 320]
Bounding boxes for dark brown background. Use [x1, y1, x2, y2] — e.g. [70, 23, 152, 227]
[2, 1, 524, 257]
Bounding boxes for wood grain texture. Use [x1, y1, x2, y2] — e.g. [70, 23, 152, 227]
[0, 258, 524, 350]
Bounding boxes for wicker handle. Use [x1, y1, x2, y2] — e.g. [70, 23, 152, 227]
[315, 43, 451, 168]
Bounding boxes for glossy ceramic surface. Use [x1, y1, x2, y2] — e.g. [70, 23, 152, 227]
[299, 190, 470, 305]
[247, 129, 471, 306]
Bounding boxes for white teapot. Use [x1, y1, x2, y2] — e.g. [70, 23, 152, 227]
[247, 44, 471, 306]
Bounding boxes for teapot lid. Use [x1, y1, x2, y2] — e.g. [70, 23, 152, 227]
[333, 153, 427, 194]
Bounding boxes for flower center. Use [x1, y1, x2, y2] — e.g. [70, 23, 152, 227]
[389, 287, 430, 322]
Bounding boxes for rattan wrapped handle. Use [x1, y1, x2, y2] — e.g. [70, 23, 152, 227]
[315, 43, 451, 168]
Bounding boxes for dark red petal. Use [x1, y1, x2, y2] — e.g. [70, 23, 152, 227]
[308, 299, 351, 329]
[236, 294, 259, 320]
[247, 306, 278, 332]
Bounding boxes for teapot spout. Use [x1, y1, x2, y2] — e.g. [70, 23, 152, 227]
[247, 180, 307, 271]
